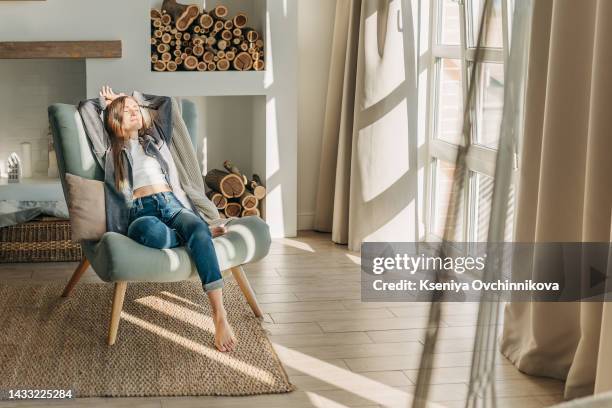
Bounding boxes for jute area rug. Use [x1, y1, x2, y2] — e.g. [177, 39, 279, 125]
[0, 280, 293, 398]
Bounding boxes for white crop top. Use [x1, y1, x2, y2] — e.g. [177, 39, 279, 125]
[128, 138, 168, 190]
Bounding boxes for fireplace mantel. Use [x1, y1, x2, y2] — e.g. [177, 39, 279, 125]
[0, 41, 121, 59]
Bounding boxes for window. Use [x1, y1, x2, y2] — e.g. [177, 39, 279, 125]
[426, 0, 514, 242]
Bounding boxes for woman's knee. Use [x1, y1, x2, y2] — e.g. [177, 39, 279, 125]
[128, 216, 178, 249]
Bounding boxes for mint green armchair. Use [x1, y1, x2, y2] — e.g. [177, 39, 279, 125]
[48, 99, 269, 345]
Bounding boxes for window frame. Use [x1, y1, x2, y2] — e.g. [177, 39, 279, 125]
[424, 0, 512, 242]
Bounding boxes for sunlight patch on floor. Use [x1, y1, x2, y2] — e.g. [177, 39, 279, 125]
[274, 344, 448, 408]
[122, 311, 277, 386]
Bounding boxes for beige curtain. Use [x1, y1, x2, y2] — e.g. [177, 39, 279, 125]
[500, 0, 612, 400]
[314, 0, 417, 251]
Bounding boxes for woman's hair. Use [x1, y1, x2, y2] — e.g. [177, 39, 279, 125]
[104, 96, 151, 190]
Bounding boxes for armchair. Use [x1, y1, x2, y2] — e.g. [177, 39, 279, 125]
[48, 99, 269, 345]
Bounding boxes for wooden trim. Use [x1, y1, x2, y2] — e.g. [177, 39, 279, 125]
[0, 41, 122, 59]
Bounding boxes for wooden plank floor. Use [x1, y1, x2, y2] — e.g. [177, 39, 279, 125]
[0, 231, 565, 408]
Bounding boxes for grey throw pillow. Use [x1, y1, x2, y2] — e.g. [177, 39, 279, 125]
[65, 173, 106, 241]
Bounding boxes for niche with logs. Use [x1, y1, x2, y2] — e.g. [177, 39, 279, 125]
[205, 160, 266, 218]
[151, 0, 265, 72]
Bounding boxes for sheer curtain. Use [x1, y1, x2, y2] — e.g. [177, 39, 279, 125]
[500, 0, 612, 400]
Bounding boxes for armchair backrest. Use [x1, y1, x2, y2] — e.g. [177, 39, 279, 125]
[48, 98, 199, 200]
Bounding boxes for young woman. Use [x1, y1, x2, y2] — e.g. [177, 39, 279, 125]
[98, 86, 236, 352]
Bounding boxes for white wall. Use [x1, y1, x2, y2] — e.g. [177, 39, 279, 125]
[0, 60, 86, 177]
[296, 0, 337, 230]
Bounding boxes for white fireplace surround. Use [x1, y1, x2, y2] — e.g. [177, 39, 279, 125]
[0, 0, 297, 238]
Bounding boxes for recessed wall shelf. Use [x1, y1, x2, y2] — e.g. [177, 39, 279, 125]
[0, 41, 121, 59]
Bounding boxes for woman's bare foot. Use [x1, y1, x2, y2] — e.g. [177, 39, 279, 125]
[211, 225, 227, 238]
[213, 311, 236, 352]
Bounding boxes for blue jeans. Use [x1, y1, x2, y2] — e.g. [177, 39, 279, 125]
[127, 191, 223, 292]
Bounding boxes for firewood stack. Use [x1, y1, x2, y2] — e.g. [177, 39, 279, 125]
[205, 161, 266, 219]
[151, 0, 265, 72]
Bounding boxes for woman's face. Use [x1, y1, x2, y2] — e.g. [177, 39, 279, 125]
[120, 97, 143, 137]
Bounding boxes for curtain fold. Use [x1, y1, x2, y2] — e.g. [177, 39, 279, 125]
[313, 0, 361, 245]
[501, 0, 612, 400]
[314, 0, 417, 251]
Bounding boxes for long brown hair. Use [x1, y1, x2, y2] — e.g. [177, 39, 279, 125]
[104, 96, 151, 190]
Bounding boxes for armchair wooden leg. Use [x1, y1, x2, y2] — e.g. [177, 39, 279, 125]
[230, 266, 263, 318]
[61, 258, 90, 297]
[108, 282, 127, 346]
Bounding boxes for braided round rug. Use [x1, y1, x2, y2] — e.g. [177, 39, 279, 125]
[0, 280, 293, 398]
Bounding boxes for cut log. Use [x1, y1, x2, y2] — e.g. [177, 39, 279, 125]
[175, 56, 183, 65]
[223, 160, 248, 184]
[206, 190, 228, 209]
[239, 192, 258, 210]
[153, 19, 163, 28]
[151, 53, 159, 63]
[241, 208, 260, 218]
[175, 32, 183, 40]
[183, 32, 191, 41]
[217, 39, 229, 50]
[214, 20, 225, 32]
[161, 33, 172, 44]
[166, 60, 178, 71]
[205, 169, 246, 198]
[161, 52, 172, 62]
[192, 44, 204, 56]
[233, 52, 253, 71]
[217, 50, 226, 59]
[225, 202, 242, 218]
[183, 55, 198, 70]
[247, 174, 266, 200]
[161, 0, 200, 31]
[200, 13, 214, 29]
[173, 49, 182, 57]
[151, 9, 163, 19]
[197, 61, 207, 71]
[253, 59, 265, 71]
[217, 59, 230, 71]
[239, 42, 249, 52]
[153, 60, 167, 71]
[255, 39, 264, 48]
[207, 62, 217, 71]
[221, 30, 233, 41]
[233, 37, 242, 45]
[233, 13, 248, 28]
[161, 14, 172, 25]
[244, 28, 259, 43]
[154, 29, 163, 38]
[203, 51, 215, 62]
[225, 51, 235, 61]
[157, 43, 170, 53]
[224, 20, 234, 30]
[212, 5, 229, 19]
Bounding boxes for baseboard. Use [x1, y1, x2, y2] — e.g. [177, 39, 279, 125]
[297, 212, 315, 231]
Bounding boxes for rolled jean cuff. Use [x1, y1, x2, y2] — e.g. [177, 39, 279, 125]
[203, 278, 224, 293]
